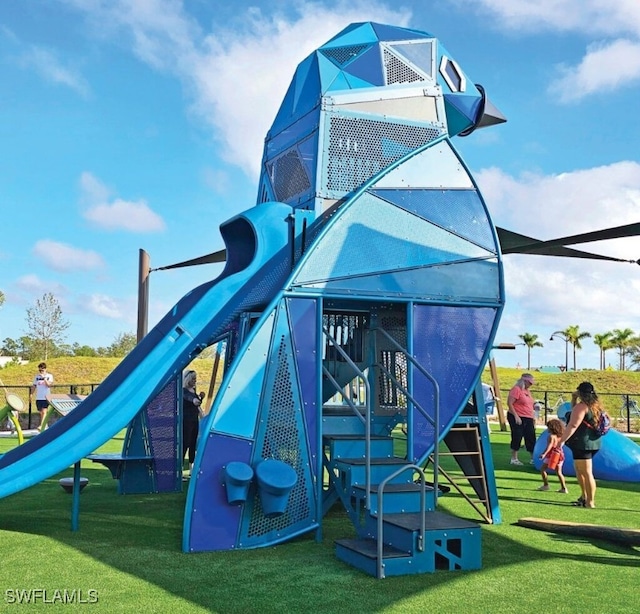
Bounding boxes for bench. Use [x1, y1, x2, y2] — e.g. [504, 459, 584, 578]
[86, 453, 154, 480]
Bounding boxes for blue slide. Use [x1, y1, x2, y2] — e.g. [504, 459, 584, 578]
[0, 201, 295, 499]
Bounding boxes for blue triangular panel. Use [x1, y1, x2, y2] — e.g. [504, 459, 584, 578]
[292, 193, 491, 285]
[291, 54, 322, 116]
[292, 53, 319, 110]
[326, 71, 352, 93]
[270, 81, 297, 136]
[371, 23, 432, 42]
[342, 71, 375, 89]
[344, 45, 384, 86]
[389, 41, 434, 78]
[317, 53, 343, 93]
[444, 93, 482, 125]
[322, 22, 378, 48]
[269, 53, 320, 135]
[295, 259, 500, 303]
[369, 188, 497, 251]
[443, 100, 474, 136]
[211, 310, 276, 438]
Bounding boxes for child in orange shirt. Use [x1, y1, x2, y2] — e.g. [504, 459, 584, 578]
[538, 418, 568, 493]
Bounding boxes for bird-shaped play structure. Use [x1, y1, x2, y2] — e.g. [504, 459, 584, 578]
[1, 22, 637, 579]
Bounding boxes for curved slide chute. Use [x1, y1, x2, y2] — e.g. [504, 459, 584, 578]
[0, 201, 296, 499]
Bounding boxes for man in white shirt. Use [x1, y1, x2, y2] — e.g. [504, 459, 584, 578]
[30, 362, 53, 430]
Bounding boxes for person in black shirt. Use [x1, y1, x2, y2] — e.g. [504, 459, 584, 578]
[182, 369, 203, 475]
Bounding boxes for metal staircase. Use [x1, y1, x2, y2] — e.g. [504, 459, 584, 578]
[320, 311, 486, 578]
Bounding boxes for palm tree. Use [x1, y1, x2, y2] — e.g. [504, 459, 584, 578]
[564, 325, 591, 371]
[593, 332, 613, 370]
[610, 328, 635, 370]
[627, 336, 640, 370]
[518, 333, 543, 370]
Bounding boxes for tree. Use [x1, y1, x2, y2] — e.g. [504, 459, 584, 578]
[107, 332, 137, 357]
[518, 332, 543, 370]
[72, 342, 98, 357]
[593, 332, 613, 370]
[25, 292, 70, 360]
[610, 328, 635, 370]
[564, 325, 591, 371]
[1, 337, 19, 356]
[627, 336, 640, 371]
[0, 290, 5, 308]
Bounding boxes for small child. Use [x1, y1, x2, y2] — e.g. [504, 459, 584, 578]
[538, 418, 568, 493]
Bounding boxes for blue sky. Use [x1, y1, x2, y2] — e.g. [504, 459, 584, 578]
[1, 0, 639, 369]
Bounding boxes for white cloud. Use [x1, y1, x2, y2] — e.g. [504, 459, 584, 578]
[82, 294, 126, 319]
[63, 0, 411, 178]
[475, 161, 640, 368]
[19, 45, 90, 97]
[14, 275, 69, 308]
[79, 172, 166, 232]
[550, 39, 640, 102]
[456, 0, 640, 103]
[458, 0, 640, 37]
[33, 240, 105, 273]
[83, 198, 166, 232]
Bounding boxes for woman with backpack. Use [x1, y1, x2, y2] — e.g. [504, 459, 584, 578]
[559, 381, 604, 508]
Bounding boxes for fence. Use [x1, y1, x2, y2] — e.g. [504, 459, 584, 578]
[2, 383, 101, 429]
[494, 389, 640, 434]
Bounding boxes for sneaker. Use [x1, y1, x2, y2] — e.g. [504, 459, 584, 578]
[510, 459, 523, 466]
[537, 484, 549, 491]
[557, 488, 569, 494]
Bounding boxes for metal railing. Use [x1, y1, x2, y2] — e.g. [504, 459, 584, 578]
[493, 388, 640, 433]
[1, 384, 100, 429]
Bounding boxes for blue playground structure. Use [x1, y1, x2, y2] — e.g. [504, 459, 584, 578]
[0, 22, 509, 578]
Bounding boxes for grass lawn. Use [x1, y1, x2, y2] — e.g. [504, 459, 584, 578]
[0, 429, 638, 613]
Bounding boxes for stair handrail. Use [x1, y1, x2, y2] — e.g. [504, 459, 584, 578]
[376, 463, 426, 580]
[374, 362, 433, 426]
[371, 326, 440, 500]
[321, 365, 365, 425]
[322, 325, 373, 505]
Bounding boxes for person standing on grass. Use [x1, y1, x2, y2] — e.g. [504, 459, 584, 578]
[30, 362, 53, 431]
[506, 373, 536, 465]
[559, 381, 603, 508]
[182, 369, 203, 476]
[537, 418, 568, 493]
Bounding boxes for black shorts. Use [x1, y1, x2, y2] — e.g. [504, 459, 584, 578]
[571, 448, 599, 461]
[35, 400, 50, 411]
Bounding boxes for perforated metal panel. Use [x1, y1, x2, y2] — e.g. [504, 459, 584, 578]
[245, 336, 312, 540]
[146, 378, 181, 492]
[267, 148, 311, 202]
[322, 44, 369, 66]
[384, 49, 426, 84]
[325, 116, 440, 194]
[377, 311, 408, 412]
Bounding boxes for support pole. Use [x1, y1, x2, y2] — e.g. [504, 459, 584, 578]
[137, 249, 150, 343]
[489, 356, 507, 431]
[71, 461, 81, 531]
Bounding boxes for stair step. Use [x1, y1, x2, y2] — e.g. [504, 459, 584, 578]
[382, 510, 480, 532]
[335, 537, 408, 559]
[352, 482, 438, 514]
[336, 510, 482, 577]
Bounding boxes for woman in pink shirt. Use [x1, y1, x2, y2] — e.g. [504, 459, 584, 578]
[506, 373, 536, 465]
